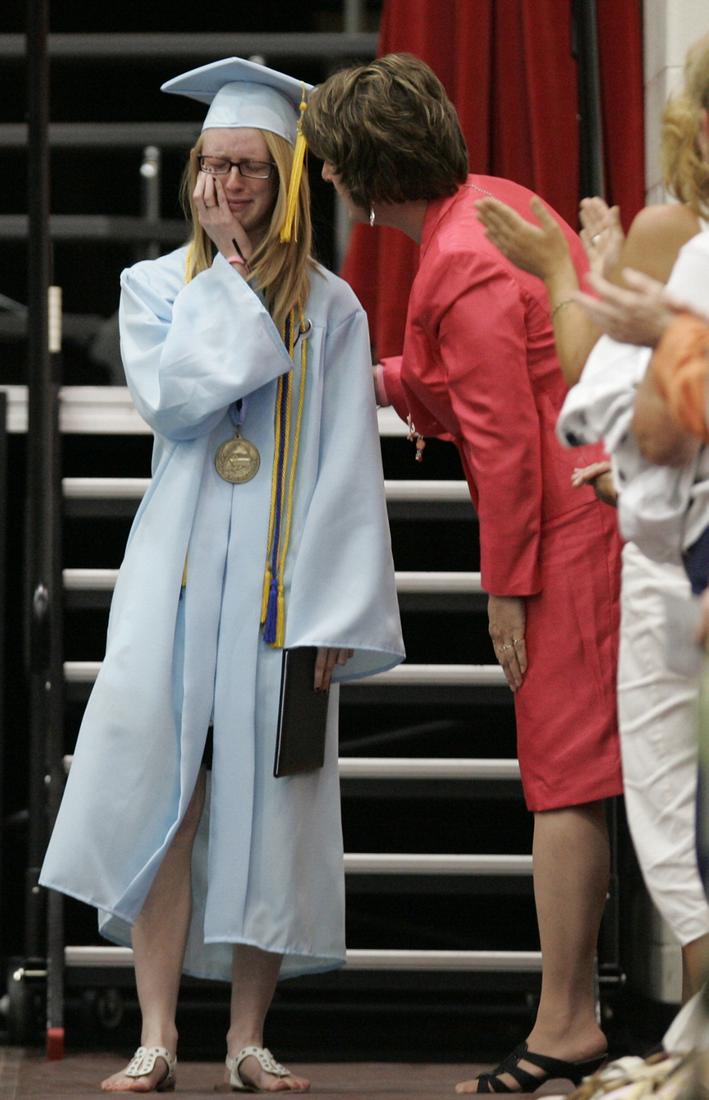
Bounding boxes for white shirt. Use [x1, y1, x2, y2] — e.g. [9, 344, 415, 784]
[557, 228, 709, 563]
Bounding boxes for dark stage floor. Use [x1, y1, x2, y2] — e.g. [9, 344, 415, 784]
[0, 1049, 579, 1099]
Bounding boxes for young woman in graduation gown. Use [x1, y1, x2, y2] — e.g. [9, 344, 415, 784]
[40, 57, 404, 1093]
[304, 53, 622, 1096]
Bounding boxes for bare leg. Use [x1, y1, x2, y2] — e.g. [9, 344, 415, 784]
[526, 803, 609, 1055]
[225, 944, 310, 1092]
[457, 802, 609, 1093]
[101, 770, 207, 1093]
[682, 932, 709, 1000]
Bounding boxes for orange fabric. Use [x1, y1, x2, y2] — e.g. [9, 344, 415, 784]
[651, 314, 709, 443]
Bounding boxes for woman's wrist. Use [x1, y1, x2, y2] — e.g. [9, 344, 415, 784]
[373, 363, 390, 406]
[545, 262, 580, 317]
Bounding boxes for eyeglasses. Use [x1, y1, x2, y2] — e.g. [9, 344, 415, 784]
[197, 155, 275, 179]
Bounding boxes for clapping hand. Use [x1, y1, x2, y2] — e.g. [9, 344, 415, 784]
[475, 195, 570, 281]
[579, 197, 624, 279]
[573, 268, 691, 348]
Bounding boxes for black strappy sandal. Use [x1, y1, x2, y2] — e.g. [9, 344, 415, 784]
[472, 1042, 606, 1093]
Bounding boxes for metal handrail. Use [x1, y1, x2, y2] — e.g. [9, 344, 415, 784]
[63, 661, 506, 687]
[0, 32, 379, 60]
[0, 388, 409, 437]
[62, 753, 521, 781]
[345, 854, 532, 875]
[63, 567, 484, 595]
[62, 945, 542, 972]
[0, 122, 201, 149]
[0, 214, 187, 243]
[338, 758, 519, 780]
[60, 477, 471, 504]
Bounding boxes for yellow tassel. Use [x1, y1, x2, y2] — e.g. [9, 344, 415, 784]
[275, 584, 286, 648]
[280, 86, 308, 244]
[260, 562, 272, 624]
[181, 553, 188, 588]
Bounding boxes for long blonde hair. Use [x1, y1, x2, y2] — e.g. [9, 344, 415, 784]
[661, 32, 709, 216]
[180, 129, 313, 332]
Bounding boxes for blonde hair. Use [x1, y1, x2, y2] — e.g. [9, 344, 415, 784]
[180, 129, 313, 332]
[661, 32, 709, 216]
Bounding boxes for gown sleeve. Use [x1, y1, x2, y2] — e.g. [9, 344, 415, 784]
[379, 355, 406, 414]
[436, 254, 543, 596]
[284, 307, 405, 680]
[119, 250, 295, 441]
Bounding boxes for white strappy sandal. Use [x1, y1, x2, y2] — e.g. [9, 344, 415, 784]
[123, 1046, 177, 1092]
[226, 1045, 295, 1092]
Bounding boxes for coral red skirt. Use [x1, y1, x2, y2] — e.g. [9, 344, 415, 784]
[514, 500, 623, 811]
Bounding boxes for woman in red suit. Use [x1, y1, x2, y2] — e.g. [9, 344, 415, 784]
[304, 54, 621, 1094]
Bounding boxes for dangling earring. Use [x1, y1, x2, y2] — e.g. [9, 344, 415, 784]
[369, 206, 376, 227]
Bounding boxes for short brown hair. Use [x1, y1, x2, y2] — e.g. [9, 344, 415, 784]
[303, 53, 468, 208]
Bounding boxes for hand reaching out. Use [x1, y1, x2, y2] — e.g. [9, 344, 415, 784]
[571, 460, 618, 506]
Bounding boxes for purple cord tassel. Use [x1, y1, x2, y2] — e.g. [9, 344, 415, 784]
[263, 575, 279, 644]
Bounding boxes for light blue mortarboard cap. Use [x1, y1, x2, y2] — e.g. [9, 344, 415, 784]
[160, 57, 313, 145]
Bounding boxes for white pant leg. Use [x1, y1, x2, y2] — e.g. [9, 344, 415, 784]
[662, 989, 709, 1052]
[618, 541, 709, 947]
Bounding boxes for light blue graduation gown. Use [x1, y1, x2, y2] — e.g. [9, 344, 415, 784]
[40, 247, 405, 981]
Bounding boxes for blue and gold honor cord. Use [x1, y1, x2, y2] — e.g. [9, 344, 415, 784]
[261, 306, 308, 646]
[181, 253, 308, 646]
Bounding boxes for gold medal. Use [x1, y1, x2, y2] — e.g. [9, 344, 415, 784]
[215, 428, 261, 484]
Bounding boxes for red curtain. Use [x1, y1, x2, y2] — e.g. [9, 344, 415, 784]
[340, 0, 644, 359]
[596, 0, 645, 223]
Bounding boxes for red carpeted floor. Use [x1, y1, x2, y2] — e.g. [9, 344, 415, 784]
[0, 1049, 578, 1099]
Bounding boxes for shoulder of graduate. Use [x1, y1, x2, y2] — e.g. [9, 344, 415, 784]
[307, 261, 367, 329]
[120, 244, 190, 294]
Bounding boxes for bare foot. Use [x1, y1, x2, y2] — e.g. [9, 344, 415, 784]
[101, 1048, 175, 1093]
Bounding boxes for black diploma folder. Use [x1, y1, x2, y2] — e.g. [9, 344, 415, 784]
[273, 646, 330, 777]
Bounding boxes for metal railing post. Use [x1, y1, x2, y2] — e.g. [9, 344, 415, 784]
[139, 144, 161, 260]
[26, 0, 65, 1056]
[0, 390, 6, 970]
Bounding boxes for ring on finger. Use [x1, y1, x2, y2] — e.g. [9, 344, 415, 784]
[499, 643, 514, 652]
